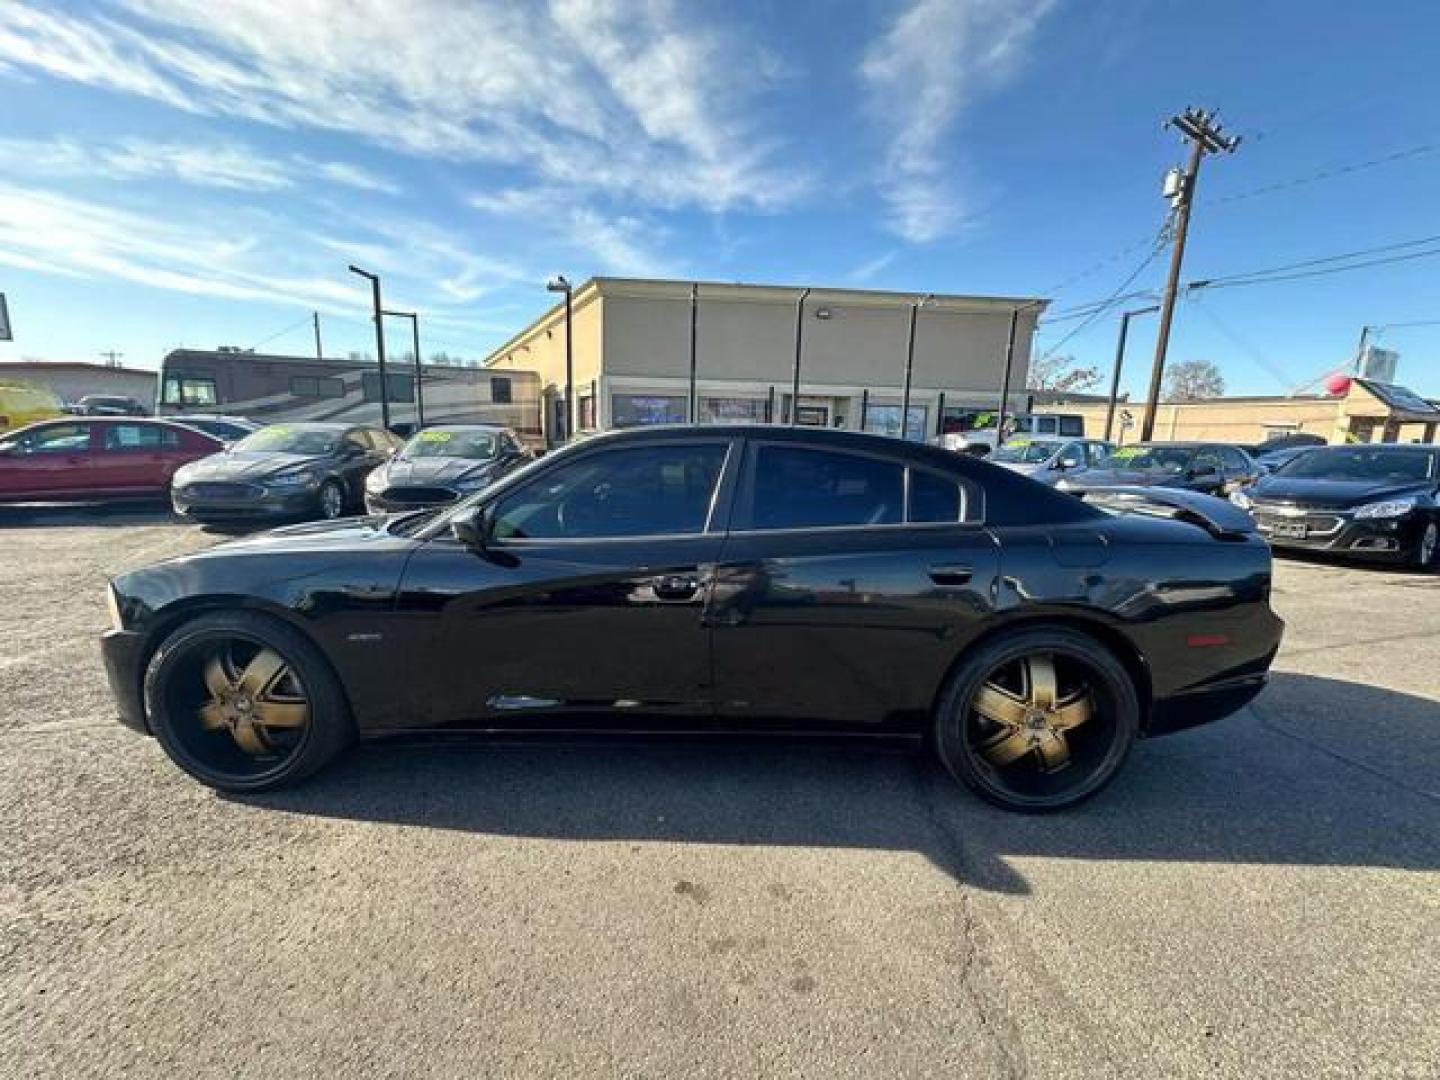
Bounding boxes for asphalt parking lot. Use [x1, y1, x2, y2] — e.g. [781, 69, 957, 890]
[2, 507, 1437, 1079]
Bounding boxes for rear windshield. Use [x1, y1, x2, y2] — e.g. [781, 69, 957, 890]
[401, 430, 498, 460]
[233, 427, 338, 455]
[1275, 446, 1435, 481]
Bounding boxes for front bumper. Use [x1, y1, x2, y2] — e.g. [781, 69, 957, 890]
[364, 487, 462, 514]
[1253, 506, 1417, 561]
[172, 485, 321, 522]
[100, 628, 149, 734]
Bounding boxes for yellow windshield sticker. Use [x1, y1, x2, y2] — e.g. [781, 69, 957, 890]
[417, 430, 453, 442]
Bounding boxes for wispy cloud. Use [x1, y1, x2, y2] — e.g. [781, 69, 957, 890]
[861, 0, 1054, 243]
[0, 135, 400, 195]
[847, 250, 899, 283]
[0, 0, 800, 215]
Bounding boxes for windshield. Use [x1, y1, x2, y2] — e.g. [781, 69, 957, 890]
[401, 429, 498, 460]
[990, 440, 1059, 464]
[1274, 446, 1435, 481]
[1098, 445, 1193, 472]
[233, 426, 338, 455]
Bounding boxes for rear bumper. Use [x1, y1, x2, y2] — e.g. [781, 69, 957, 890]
[100, 629, 149, 734]
[1147, 671, 1270, 737]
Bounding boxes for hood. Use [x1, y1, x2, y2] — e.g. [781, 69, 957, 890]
[197, 515, 409, 558]
[180, 450, 328, 482]
[375, 455, 496, 487]
[1065, 468, 1185, 490]
[1250, 475, 1432, 509]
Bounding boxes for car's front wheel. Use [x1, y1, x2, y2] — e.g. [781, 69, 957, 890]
[144, 611, 354, 792]
[1411, 519, 1439, 570]
[934, 627, 1139, 812]
[317, 480, 346, 520]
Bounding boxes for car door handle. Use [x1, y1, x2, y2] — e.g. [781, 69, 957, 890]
[652, 574, 702, 601]
[928, 564, 973, 587]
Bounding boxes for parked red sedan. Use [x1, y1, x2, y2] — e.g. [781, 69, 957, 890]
[0, 418, 223, 503]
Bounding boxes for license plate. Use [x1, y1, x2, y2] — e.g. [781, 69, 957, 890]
[1271, 521, 1308, 539]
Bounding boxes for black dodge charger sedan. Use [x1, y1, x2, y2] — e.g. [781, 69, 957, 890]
[1231, 443, 1439, 567]
[364, 424, 532, 513]
[103, 425, 1283, 811]
[171, 422, 402, 523]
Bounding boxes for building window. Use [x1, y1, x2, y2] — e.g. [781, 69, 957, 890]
[161, 375, 218, 407]
[362, 372, 415, 404]
[611, 393, 687, 427]
[699, 397, 766, 423]
[863, 404, 927, 441]
[491, 376, 513, 404]
[290, 375, 345, 399]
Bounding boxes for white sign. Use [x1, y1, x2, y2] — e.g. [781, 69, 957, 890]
[1359, 345, 1398, 383]
[0, 293, 10, 342]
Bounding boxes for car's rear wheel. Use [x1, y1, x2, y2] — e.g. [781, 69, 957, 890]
[144, 611, 354, 792]
[1411, 519, 1438, 570]
[318, 480, 345, 520]
[934, 627, 1139, 812]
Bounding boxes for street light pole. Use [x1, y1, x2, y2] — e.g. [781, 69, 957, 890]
[348, 264, 390, 430]
[790, 287, 811, 425]
[1105, 305, 1160, 442]
[546, 276, 573, 439]
[900, 294, 932, 441]
[381, 309, 425, 429]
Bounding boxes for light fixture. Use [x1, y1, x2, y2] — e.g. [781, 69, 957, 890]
[814, 307, 832, 320]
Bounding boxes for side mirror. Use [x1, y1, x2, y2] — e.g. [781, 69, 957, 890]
[1057, 456, 1081, 470]
[450, 504, 493, 549]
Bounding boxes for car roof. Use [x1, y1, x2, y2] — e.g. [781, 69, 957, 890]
[412, 424, 507, 434]
[573, 423, 985, 471]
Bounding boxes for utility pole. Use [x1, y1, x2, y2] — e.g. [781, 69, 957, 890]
[900, 295, 932, 441]
[312, 312, 323, 360]
[1351, 325, 1373, 374]
[546, 276, 573, 438]
[688, 283, 699, 424]
[382, 309, 425, 429]
[1140, 107, 1241, 442]
[1105, 305, 1160, 441]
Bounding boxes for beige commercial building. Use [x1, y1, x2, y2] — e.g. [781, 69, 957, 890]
[0, 360, 159, 410]
[486, 278, 1046, 443]
[1053, 378, 1440, 446]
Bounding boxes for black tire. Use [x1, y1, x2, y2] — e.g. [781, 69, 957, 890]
[934, 627, 1139, 812]
[144, 610, 354, 792]
[1410, 518, 1438, 571]
[317, 479, 346, 520]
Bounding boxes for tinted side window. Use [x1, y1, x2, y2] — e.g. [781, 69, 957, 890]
[492, 443, 727, 539]
[749, 446, 902, 530]
[362, 372, 415, 404]
[909, 469, 961, 523]
[105, 424, 179, 450]
[1193, 450, 1223, 473]
[1220, 447, 1250, 471]
[1058, 416, 1085, 436]
[20, 424, 92, 453]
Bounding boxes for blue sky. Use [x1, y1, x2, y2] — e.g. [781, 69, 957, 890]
[1, 0, 1438, 398]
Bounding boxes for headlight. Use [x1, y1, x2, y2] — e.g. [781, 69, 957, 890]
[1229, 489, 1252, 510]
[365, 469, 387, 493]
[264, 469, 321, 488]
[1354, 498, 1416, 519]
[105, 582, 124, 631]
[453, 471, 495, 491]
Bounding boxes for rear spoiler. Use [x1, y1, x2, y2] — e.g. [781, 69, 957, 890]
[1078, 486, 1258, 540]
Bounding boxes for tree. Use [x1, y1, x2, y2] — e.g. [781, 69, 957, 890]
[1026, 353, 1102, 394]
[1163, 358, 1226, 401]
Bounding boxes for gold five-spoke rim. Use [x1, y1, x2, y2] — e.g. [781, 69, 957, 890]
[971, 653, 1093, 773]
[198, 646, 309, 757]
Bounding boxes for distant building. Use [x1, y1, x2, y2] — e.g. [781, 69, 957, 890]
[1049, 378, 1439, 445]
[486, 277, 1047, 443]
[0, 360, 158, 410]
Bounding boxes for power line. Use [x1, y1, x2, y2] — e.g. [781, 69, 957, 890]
[1039, 231, 1162, 297]
[1184, 293, 1296, 390]
[248, 315, 314, 351]
[1036, 242, 1164, 359]
[1204, 142, 1440, 207]
[1190, 244, 1440, 292]
[1187, 233, 1440, 288]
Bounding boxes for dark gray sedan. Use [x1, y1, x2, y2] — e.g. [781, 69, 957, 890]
[1057, 442, 1259, 498]
[171, 422, 401, 523]
[364, 425, 533, 513]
